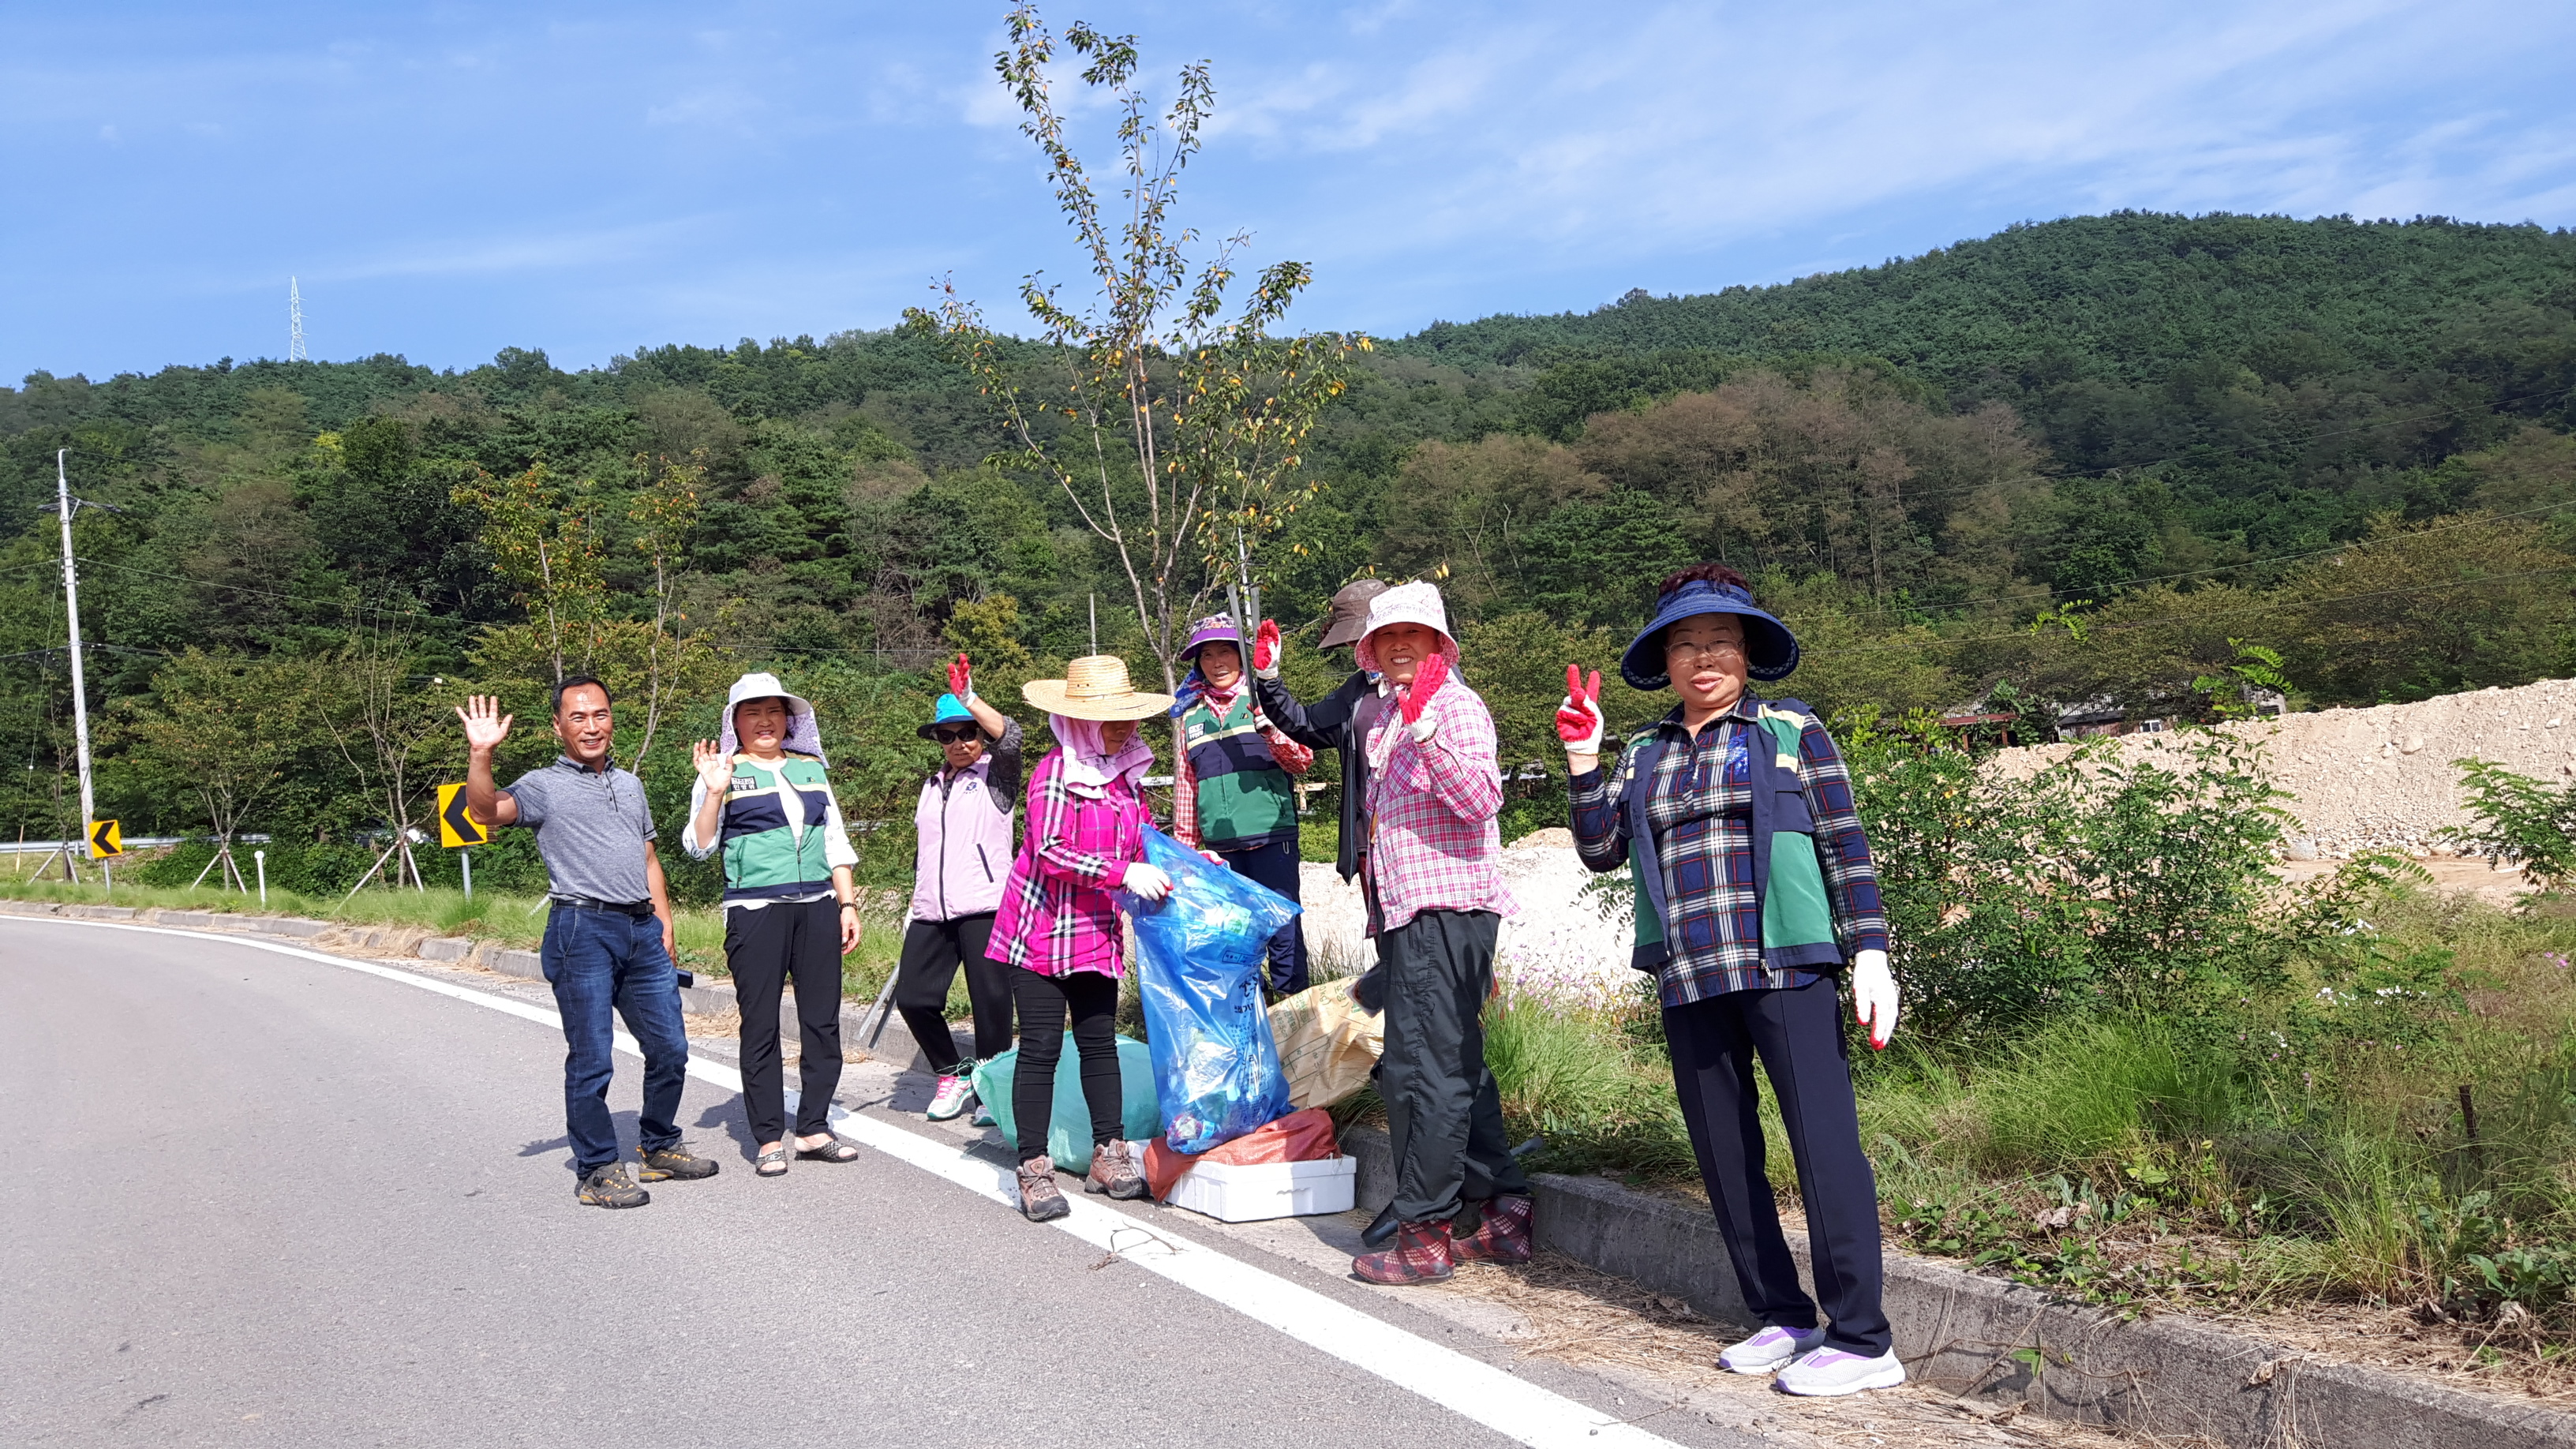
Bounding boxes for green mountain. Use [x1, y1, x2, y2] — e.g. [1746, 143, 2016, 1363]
[4, 210, 2574, 865]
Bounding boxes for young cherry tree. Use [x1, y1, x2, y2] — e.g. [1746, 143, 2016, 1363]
[908, 5, 1365, 751]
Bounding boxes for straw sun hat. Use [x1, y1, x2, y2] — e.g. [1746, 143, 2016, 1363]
[1019, 654, 1175, 721]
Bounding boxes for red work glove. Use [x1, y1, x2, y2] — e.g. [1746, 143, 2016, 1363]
[1252, 619, 1282, 680]
[1401, 650, 1449, 743]
[1556, 665, 1604, 752]
[949, 651, 972, 701]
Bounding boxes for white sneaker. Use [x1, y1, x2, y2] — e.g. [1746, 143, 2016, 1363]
[1719, 1324, 1827, 1375]
[1773, 1346, 1907, 1397]
[927, 1069, 979, 1122]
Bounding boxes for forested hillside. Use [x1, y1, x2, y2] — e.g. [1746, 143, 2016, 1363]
[6, 211, 2574, 892]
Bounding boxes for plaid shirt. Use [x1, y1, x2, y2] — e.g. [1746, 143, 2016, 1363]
[1569, 695, 1887, 1007]
[1361, 676, 1518, 933]
[987, 748, 1149, 979]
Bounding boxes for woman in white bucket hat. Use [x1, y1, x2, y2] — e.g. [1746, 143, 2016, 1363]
[681, 672, 863, 1178]
[986, 654, 1174, 1222]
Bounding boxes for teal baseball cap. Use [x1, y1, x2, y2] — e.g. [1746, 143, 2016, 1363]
[919, 694, 979, 739]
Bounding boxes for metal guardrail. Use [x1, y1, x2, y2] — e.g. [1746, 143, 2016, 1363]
[0, 835, 271, 854]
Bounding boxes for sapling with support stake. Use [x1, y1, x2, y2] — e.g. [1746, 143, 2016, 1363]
[907, 4, 1364, 764]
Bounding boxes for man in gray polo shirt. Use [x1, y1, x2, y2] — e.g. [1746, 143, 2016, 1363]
[460, 676, 717, 1208]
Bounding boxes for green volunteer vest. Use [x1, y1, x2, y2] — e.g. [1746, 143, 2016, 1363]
[1181, 692, 1297, 849]
[717, 754, 838, 904]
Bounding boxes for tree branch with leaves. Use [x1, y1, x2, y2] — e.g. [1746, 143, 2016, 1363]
[906, 5, 1364, 754]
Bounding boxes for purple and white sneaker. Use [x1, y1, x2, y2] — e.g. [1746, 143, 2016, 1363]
[1773, 1346, 1907, 1397]
[927, 1068, 979, 1122]
[1719, 1324, 1827, 1375]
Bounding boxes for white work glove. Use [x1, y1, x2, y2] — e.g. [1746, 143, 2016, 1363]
[1120, 863, 1174, 902]
[1850, 948, 1899, 1049]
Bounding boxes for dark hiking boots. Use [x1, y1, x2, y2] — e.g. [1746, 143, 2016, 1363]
[1352, 1219, 1454, 1285]
[1017, 1155, 1071, 1222]
[1084, 1139, 1148, 1200]
[577, 1163, 650, 1208]
[637, 1142, 719, 1181]
[1451, 1193, 1534, 1264]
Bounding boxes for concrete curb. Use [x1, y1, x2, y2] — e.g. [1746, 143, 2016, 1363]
[1334, 1123, 2574, 1447]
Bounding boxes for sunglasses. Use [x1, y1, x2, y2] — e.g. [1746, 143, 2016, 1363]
[932, 726, 981, 744]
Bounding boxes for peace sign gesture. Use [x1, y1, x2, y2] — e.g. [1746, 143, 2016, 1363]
[1556, 665, 1605, 762]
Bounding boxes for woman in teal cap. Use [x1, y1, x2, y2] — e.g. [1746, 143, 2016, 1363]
[894, 653, 1022, 1121]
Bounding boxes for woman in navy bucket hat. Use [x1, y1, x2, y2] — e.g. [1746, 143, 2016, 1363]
[1559, 563, 1906, 1398]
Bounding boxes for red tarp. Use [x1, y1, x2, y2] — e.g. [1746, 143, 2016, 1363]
[1141, 1106, 1340, 1200]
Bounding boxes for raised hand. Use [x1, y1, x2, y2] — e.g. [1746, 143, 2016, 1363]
[692, 739, 733, 793]
[1399, 650, 1449, 726]
[1556, 664, 1605, 753]
[949, 651, 973, 701]
[1252, 619, 1282, 679]
[456, 695, 513, 754]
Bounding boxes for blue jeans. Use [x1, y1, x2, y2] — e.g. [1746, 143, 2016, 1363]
[541, 904, 690, 1174]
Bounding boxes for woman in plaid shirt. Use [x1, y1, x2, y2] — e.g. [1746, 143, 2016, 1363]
[1342, 582, 1538, 1287]
[987, 655, 1177, 1222]
[1559, 564, 1906, 1399]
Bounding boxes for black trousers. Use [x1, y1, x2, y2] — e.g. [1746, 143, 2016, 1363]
[1219, 838, 1309, 996]
[727, 899, 844, 1144]
[1664, 976, 1891, 1356]
[894, 914, 1015, 1073]
[1009, 968, 1123, 1164]
[1380, 908, 1530, 1222]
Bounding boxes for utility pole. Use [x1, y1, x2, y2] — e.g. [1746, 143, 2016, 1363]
[55, 450, 95, 878]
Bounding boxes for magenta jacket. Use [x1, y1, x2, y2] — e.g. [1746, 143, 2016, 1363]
[986, 747, 1150, 979]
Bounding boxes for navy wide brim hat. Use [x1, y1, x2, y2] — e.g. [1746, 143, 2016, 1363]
[1619, 579, 1801, 690]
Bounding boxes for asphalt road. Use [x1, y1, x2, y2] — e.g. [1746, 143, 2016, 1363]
[0, 917, 1755, 1449]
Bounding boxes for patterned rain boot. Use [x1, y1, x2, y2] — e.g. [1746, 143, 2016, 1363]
[1353, 1219, 1455, 1285]
[1451, 1193, 1533, 1264]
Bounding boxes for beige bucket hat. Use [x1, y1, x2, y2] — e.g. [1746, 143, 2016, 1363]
[1020, 654, 1175, 721]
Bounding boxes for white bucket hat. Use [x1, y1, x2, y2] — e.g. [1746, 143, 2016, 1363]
[719, 671, 826, 762]
[1352, 580, 1461, 675]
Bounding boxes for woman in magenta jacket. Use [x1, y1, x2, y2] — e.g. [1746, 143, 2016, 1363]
[987, 654, 1175, 1222]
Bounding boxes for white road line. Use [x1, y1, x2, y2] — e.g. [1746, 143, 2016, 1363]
[11, 916, 1688, 1449]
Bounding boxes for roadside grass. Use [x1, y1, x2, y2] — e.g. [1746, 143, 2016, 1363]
[1483, 880, 2576, 1367]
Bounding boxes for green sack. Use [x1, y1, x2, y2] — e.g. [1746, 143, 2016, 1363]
[970, 1034, 1162, 1174]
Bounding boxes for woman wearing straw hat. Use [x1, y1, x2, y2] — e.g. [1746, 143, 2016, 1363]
[1557, 564, 1904, 1398]
[682, 672, 864, 1178]
[986, 654, 1174, 1222]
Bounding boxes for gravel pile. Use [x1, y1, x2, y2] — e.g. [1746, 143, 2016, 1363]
[1987, 676, 2576, 858]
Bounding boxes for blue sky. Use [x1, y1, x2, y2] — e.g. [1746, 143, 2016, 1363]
[6, 1, 2574, 383]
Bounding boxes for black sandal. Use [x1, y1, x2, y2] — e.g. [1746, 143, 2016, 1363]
[756, 1145, 788, 1178]
[795, 1136, 860, 1163]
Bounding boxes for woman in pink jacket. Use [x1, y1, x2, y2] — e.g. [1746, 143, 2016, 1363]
[987, 654, 1176, 1222]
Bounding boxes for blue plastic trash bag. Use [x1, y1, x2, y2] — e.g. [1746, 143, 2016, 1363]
[1123, 826, 1298, 1154]
[970, 1035, 1160, 1174]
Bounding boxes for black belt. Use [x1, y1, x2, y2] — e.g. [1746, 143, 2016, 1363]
[551, 895, 655, 917]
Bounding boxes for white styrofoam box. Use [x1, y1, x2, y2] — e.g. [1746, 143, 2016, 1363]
[1165, 1154, 1357, 1222]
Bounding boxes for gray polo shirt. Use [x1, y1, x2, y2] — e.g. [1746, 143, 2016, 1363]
[506, 755, 657, 904]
